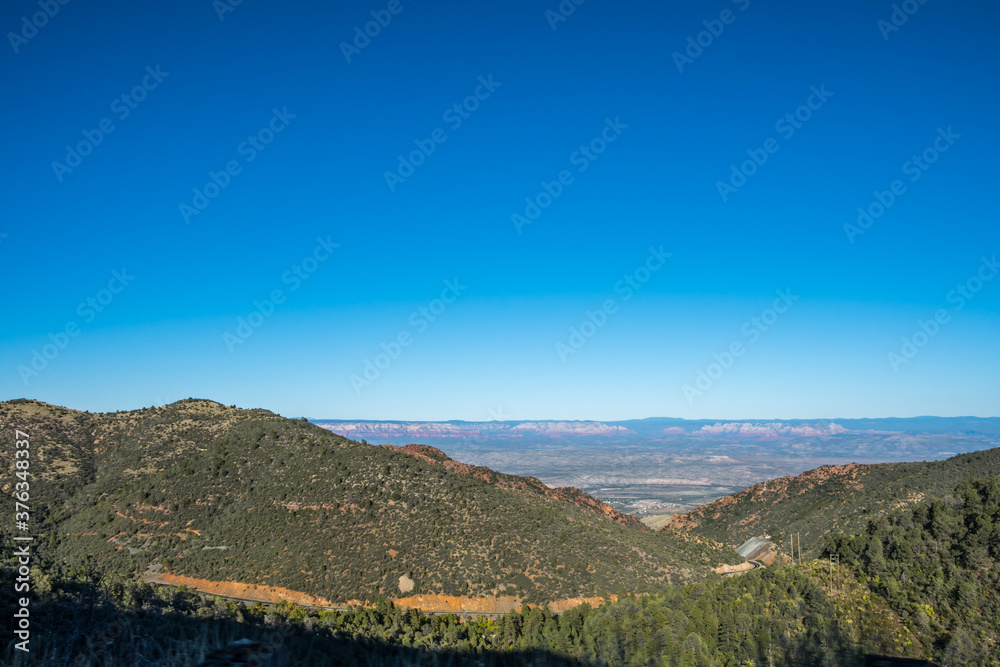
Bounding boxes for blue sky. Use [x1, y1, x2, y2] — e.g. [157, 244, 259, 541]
[1, 0, 997, 420]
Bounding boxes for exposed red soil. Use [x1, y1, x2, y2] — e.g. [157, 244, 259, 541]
[113, 503, 169, 528]
[135, 503, 170, 513]
[714, 562, 755, 575]
[282, 502, 339, 512]
[547, 595, 619, 613]
[149, 573, 618, 615]
[394, 594, 523, 614]
[151, 574, 338, 607]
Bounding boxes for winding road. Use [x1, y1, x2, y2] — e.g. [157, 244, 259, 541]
[146, 580, 527, 618]
[722, 560, 764, 577]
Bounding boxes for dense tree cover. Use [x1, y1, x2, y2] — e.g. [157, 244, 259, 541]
[823, 476, 1000, 666]
[678, 449, 1000, 556]
[0, 399, 725, 605]
[0, 561, 927, 666]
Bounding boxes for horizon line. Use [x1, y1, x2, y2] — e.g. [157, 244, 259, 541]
[6, 397, 998, 422]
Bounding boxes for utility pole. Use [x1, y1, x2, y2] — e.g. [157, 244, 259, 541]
[797, 532, 802, 566]
[790, 535, 794, 565]
[829, 554, 840, 594]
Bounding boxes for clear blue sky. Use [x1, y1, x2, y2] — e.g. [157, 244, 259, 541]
[1, 0, 997, 420]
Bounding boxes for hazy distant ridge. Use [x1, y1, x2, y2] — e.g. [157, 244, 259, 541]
[313, 416, 1000, 440]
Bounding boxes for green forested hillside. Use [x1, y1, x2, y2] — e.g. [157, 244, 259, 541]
[0, 399, 724, 606]
[671, 449, 1000, 553]
[823, 476, 1000, 666]
[11, 477, 998, 666]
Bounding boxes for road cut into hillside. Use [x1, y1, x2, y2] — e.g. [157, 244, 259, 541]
[147, 572, 619, 615]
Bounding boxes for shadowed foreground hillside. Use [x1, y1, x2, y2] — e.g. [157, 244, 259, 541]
[0, 399, 724, 607]
[0, 558, 934, 666]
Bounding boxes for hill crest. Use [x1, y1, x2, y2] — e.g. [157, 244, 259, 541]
[669, 448, 1000, 553]
[0, 399, 722, 607]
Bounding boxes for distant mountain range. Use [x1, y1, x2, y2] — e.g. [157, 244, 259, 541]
[313, 416, 1000, 441]
[316, 420, 632, 439]
[692, 422, 848, 437]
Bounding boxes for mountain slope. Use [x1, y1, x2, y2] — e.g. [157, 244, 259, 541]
[382, 444, 645, 530]
[669, 448, 1000, 552]
[0, 399, 724, 606]
[823, 476, 1000, 665]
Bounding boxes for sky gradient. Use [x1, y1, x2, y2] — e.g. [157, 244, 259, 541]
[2, 0, 998, 420]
